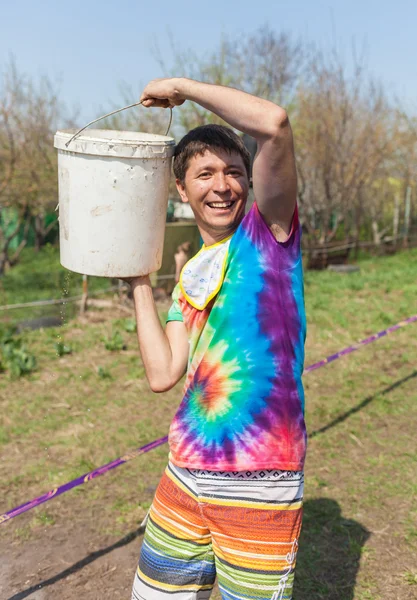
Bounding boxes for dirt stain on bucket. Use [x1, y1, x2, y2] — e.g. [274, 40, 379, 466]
[90, 205, 113, 217]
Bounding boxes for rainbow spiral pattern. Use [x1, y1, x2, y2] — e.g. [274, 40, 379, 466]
[169, 203, 307, 471]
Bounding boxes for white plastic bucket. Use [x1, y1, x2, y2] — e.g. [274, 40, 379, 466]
[54, 129, 175, 278]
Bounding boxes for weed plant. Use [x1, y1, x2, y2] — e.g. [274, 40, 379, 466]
[0, 328, 37, 378]
[54, 341, 72, 357]
[104, 330, 127, 351]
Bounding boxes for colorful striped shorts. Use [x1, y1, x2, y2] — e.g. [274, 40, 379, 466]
[131, 462, 304, 600]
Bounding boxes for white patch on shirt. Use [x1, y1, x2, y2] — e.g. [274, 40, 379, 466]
[180, 238, 231, 310]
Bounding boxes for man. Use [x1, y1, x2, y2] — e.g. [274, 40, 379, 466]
[129, 78, 306, 600]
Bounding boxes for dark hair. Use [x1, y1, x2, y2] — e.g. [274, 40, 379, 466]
[173, 124, 251, 183]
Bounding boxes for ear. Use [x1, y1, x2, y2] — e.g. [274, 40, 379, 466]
[176, 179, 189, 204]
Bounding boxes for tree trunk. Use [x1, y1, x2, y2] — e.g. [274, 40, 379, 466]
[393, 193, 400, 247]
[0, 251, 8, 275]
[32, 213, 58, 251]
[0, 216, 23, 274]
[371, 220, 381, 245]
[403, 186, 411, 248]
[80, 274, 88, 315]
[0, 213, 31, 273]
[34, 215, 43, 252]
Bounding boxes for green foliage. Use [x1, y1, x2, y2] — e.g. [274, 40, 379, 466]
[97, 365, 112, 379]
[113, 317, 137, 333]
[54, 341, 72, 357]
[123, 318, 137, 333]
[33, 511, 56, 527]
[0, 332, 37, 378]
[404, 571, 417, 586]
[0, 324, 16, 344]
[104, 330, 127, 352]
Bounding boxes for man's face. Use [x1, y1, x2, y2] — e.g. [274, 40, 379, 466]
[176, 149, 249, 244]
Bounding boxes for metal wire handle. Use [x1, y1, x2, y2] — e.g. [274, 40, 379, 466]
[64, 101, 173, 147]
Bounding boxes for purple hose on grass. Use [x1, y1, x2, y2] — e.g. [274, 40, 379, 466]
[1, 314, 416, 524]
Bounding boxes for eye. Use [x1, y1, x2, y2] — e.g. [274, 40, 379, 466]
[198, 171, 211, 178]
[228, 170, 243, 177]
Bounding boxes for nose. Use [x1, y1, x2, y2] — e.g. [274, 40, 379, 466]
[212, 172, 229, 193]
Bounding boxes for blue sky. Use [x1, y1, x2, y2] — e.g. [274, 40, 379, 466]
[2, 0, 416, 124]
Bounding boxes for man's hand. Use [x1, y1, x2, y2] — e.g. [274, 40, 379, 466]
[140, 78, 186, 109]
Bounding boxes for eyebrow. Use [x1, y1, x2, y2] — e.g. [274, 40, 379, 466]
[196, 163, 245, 171]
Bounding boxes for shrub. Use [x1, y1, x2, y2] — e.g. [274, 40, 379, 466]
[97, 366, 112, 379]
[0, 332, 37, 378]
[104, 330, 127, 352]
[54, 341, 72, 357]
[123, 318, 137, 333]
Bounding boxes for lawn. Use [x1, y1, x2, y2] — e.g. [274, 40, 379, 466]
[0, 245, 115, 327]
[0, 248, 416, 599]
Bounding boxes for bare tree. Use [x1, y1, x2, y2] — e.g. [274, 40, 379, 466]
[151, 26, 304, 134]
[20, 76, 62, 251]
[0, 60, 30, 273]
[391, 111, 417, 245]
[226, 26, 303, 104]
[100, 81, 172, 135]
[107, 31, 416, 263]
[0, 59, 73, 273]
[294, 49, 397, 264]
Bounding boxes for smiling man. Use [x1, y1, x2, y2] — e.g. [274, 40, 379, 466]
[129, 78, 307, 600]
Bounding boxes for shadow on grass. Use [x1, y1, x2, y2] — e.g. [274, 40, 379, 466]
[294, 498, 370, 599]
[8, 501, 368, 600]
[309, 370, 417, 439]
[7, 525, 145, 600]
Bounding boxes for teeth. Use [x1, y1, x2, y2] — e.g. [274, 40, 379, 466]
[208, 202, 233, 208]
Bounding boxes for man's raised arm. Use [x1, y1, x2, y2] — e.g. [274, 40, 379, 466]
[140, 78, 297, 240]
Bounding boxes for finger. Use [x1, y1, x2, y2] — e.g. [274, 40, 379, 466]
[153, 99, 170, 108]
[148, 99, 171, 108]
[142, 98, 171, 108]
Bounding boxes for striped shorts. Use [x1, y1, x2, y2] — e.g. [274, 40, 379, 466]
[132, 462, 304, 600]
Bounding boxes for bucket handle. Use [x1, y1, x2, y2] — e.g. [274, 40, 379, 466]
[64, 101, 173, 147]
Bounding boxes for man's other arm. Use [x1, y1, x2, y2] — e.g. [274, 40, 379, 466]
[131, 277, 188, 392]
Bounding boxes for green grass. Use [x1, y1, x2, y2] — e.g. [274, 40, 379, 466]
[303, 248, 417, 363]
[0, 244, 116, 327]
[0, 247, 416, 599]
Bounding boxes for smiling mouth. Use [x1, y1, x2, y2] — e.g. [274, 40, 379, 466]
[206, 201, 235, 209]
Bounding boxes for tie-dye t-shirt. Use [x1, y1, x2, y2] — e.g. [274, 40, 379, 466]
[166, 202, 307, 471]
